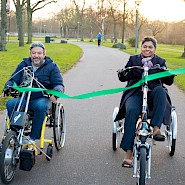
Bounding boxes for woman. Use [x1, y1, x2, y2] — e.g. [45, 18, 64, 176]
[115, 36, 174, 168]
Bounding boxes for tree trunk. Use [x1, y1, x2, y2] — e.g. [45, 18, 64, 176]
[0, 0, 8, 51]
[121, 1, 126, 44]
[27, 0, 32, 44]
[113, 18, 117, 43]
[182, 45, 185, 58]
[15, 0, 24, 47]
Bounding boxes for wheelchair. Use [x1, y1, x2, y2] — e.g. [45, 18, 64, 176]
[112, 64, 177, 185]
[0, 67, 66, 184]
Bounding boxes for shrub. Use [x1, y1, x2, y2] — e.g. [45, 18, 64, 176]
[127, 37, 136, 47]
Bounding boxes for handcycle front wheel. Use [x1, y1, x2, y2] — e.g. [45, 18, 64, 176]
[53, 103, 66, 150]
[139, 147, 146, 185]
[0, 131, 18, 184]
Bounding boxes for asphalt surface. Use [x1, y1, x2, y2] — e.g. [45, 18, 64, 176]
[0, 41, 185, 185]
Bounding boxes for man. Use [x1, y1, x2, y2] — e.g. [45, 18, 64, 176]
[0, 43, 64, 143]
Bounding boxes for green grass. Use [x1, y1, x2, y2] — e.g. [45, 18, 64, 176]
[0, 42, 82, 110]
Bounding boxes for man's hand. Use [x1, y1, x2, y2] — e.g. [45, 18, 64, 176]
[0, 91, 5, 98]
[3, 86, 12, 97]
[50, 95, 57, 104]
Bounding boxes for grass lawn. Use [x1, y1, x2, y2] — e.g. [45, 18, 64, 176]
[0, 38, 185, 110]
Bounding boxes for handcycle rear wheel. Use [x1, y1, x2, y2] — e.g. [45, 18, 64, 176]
[166, 109, 177, 156]
[139, 147, 146, 185]
[53, 103, 66, 150]
[112, 107, 119, 151]
[0, 131, 18, 184]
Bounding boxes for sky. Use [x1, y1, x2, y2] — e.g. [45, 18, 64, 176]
[23, 0, 185, 22]
[137, 0, 185, 22]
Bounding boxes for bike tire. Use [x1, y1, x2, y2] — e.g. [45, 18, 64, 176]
[112, 107, 119, 151]
[139, 147, 146, 185]
[0, 131, 18, 184]
[169, 109, 177, 156]
[112, 133, 117, 151]
[169, 139, 176, 156]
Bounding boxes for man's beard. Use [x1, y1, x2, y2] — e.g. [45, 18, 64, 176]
[32, 58, 44, 67]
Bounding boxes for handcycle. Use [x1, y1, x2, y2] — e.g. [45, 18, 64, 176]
[0, 67, 66, 184]
[112, 62, 177, 185]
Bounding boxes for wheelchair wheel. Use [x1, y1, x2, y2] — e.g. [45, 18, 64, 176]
[166, 108, 177, 156]
[112, 107, 119, 151]
[53, 103, 66, 150]
[139, 147, 146, 185]
[0, 131, 18, 184]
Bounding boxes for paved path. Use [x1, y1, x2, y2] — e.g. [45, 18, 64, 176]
[0, 42, 185, 185]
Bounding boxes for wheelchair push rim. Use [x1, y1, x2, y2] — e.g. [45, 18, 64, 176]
[0, 131, 18, 184]
[53, 103, 66, 150]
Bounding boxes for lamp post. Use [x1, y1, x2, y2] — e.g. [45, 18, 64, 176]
[121, 0, 127, 44]
[77, 22, 80, 41]
[44, 24, 46, 35]
[102, 16, 105, 43]
[101, 0, 105, 43]
[89, 6, 93, 42]
[134, 0, 142, 54]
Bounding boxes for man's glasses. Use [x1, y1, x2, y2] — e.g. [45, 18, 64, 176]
[30, 43, 45, 50]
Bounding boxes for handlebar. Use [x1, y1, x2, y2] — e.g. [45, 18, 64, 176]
[117, 64, 167, 76]
[124, 64, 167, 72]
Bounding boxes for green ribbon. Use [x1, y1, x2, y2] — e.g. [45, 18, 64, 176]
[13, 68, 185, 99]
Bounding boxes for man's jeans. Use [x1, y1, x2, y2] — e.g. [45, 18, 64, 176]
[6, 97, 52, 140]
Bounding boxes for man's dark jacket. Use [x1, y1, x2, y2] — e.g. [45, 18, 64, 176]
[114, 54, 174, 125]
[4, 56, 64, 100]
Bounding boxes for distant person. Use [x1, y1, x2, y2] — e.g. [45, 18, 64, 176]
[97, 32, 102, 47]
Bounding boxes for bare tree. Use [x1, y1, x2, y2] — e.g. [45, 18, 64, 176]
[71, 0, 86, 41]
[119, 0, 129, 44]
[13, 0, 27, 47]
[147, 20, 166, 37]
[26, 0, 57, 44]
[0, 0, 8, 50]
[107, 0, 122, 43]
[56, 5, 77, 38]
